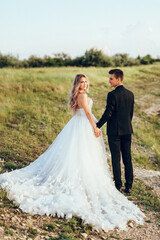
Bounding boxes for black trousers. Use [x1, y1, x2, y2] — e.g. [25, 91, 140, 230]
[108, 134, 133, 190]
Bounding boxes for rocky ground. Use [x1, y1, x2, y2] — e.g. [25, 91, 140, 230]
[0, 207, 159, 240]
[0, 165, 159, 240]
[134, 167, 160, 198]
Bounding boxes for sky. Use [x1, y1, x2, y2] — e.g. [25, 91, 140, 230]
[0, 0, 160, 59]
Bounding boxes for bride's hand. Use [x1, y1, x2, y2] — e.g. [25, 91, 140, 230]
[94, 127, 101, 138]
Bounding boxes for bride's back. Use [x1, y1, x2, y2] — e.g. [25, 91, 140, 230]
[76, 93, 89, 109]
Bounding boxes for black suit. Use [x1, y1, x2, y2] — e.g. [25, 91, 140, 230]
[97, 85, 134, 190]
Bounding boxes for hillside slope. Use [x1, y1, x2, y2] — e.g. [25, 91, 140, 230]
[0, 64, 160, 239]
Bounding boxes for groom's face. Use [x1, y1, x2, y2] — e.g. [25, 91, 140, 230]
[109, 74, 120, 87]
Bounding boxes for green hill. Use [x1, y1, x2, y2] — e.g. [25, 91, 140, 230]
[0, 64, 160, 239]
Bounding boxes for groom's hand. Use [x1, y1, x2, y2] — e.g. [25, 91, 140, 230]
[94, 127, 101, 138]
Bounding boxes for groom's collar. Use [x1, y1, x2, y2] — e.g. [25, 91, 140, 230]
[115, 84, 123, 89]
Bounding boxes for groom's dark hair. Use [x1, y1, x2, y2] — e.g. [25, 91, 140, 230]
[109, 69, 124, 81]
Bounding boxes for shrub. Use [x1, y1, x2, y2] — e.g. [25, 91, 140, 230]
[5, 229, 14, 236]
[4, 162, 17, 170]
[42, 222, 56, 232]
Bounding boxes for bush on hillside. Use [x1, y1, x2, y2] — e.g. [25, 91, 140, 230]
[0, 49, 157, 68]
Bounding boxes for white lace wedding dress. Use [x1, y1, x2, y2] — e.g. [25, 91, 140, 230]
[0, 98, 144, 232]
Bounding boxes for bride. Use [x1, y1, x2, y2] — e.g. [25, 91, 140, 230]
[0, 74, 144, 232]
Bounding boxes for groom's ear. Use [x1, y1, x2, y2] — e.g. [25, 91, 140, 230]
[118, 77, 122, 83]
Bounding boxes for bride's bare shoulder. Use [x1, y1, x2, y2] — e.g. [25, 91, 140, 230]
[77, 93, 88, 108]
[77, 93, 87, 100]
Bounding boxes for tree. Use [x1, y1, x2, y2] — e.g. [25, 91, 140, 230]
[53, 52, 72, 66]
[27, 56, 44, 67]
[0, 53, 21, 67]
[82, 48, 112, 67]
[140, 54, 153, 65]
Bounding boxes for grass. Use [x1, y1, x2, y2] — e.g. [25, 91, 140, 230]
[0, 64, 160, 239]
[0, 64, 160, 170]
[42, 222, 56, 232]
[0, 182, 159, 239]
[5, 229, 14, 236]
[49, 234, 78, 240]
[28, 228, 38, 239]
[41, 217, 93, 239]
[127, 179, 160, 215]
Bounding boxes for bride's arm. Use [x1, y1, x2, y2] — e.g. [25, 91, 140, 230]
[78, 94, 99, 131]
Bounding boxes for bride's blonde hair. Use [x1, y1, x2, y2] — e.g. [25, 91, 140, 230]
[69, 74, 89, 114]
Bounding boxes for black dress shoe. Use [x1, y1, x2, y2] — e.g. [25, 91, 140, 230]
[117, 187, 122, 192]
[124, 188, 132, 194]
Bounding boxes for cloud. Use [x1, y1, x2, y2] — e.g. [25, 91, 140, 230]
[98, 45, 112, 55]
[123, 22, 153, 37]
[90, 45, 112, 56]
[148, 26, 153, 33]
[116, 22, 157, 57]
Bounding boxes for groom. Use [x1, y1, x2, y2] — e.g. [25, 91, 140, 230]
[95, 69, 134, 193]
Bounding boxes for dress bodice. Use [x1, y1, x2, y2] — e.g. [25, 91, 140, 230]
[76, 98, 93, 116]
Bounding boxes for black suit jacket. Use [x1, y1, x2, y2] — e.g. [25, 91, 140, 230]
[96, 85, 134, 136]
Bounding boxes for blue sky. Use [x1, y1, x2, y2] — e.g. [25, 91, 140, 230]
[0, 0, 160, 59]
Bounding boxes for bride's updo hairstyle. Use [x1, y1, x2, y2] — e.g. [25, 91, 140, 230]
[69, 74, 89, 114]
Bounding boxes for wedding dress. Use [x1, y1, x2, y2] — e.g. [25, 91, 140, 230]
[0, 98, 145, 232]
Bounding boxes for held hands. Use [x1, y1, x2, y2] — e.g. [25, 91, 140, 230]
[94, 127, 101, 138]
